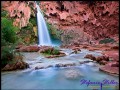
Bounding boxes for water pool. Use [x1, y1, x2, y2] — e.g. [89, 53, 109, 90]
[2, 63, 119, 90]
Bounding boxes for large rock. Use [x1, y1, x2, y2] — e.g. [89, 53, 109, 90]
[16, 45, 40, 52]
[96, 56, 109, 62]
[111, 45, 119, 50]
[106, 62, 119, 67]
[55, 63, 76, 67]
[38, 46, 54, 53]
[46, 53, 66, 58]
[99, 60, 108, 65]
[102, 51, 119, 61]
[84, 54, 96, 60]
[99, 65, 119, 75]
[64, 69, 83, 80]
[2, 60, 29, 71]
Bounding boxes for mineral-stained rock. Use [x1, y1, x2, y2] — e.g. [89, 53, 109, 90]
[84, 54, 96, 60]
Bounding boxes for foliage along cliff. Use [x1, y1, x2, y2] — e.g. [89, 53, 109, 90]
[1, 1, 37, 44]
[1, 1, 119, 45]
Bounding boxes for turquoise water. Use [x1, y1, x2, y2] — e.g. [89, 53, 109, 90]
[51, 37, 62, 46]
[1, 49, 119, 90]
[2, 63, 118, 90]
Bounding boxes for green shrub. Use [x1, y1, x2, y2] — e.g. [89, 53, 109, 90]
[1, 46, 15, 68]
[43, 49, 52, 55]
[1, 17, 18, 44]
[1, 10, 8, 17]
[1, 17, 20, 68]
[52, 49, 60, 55]
[42, 48, 60, 55]
[99, 38, 115, 44]
[29, 17, 36, 26]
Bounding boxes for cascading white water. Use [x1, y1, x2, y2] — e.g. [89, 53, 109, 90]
[36, 3, 52, 46]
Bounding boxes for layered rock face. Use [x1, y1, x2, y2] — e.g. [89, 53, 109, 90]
[40, 1, 119, 44]
[2, 1, 119, 45]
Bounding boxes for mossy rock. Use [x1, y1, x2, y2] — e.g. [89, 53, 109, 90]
[99, 38, 115, 44]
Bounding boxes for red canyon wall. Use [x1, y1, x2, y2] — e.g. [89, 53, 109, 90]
[40, 1, 119, 44]
[2, 1, 36, 29]
[1, 1, 119, 45]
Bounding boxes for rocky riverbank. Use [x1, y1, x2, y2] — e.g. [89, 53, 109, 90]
[61, 43, 119, 75]
[2, 43, 119, 76]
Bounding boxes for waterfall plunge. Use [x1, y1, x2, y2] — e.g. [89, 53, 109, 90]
[36, 3, 52, 46]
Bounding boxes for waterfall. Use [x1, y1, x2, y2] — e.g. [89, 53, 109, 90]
[36, 2, 52, 46]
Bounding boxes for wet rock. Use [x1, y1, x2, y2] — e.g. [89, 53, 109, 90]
[106, 62, 119, 67]
[102, 51, 119, 61]
[99, 60, 108, 65]
[71, 48, 81, 54]
[64, 69, 83, 80]
[55, 63, 62, 67]
[55, 63, 76, 67]
[96, 56, 109, 62]
[35, 65, 53, 70]
[82, 45, 89, 49]
[35, 66, 44, 70]
[39, 46, 54, 53]
[84, 54, 96, 60]
[46, 53, 66, 58]
[2, 60, 29, 71]
[99, 65, 119, 75]
[79, 61, 92, 64]
[16, 45, 40, 52]
[46, 65, 53, 68]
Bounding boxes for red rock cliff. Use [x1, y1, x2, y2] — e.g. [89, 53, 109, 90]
[1, 1, 119, 45]
[2, 1, 36, 29]
[40, 1, 119, 44]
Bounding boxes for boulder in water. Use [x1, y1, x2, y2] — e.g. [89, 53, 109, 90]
[64, 69, 83, 80]
[96, 56, 109, 62]
[2, 60, 29, 71]
[55, 63, 76, 67]
[84, 54, 96, 60]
